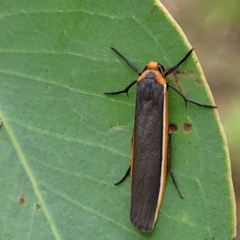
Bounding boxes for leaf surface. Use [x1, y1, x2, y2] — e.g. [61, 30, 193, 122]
[0, 0, 236, 239]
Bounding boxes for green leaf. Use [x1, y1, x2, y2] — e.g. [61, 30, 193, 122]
[0, 0, 236, 239]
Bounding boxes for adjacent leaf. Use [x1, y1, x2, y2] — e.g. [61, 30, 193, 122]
[0, 0, 236, 239]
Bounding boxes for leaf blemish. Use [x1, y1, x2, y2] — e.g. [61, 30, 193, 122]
[19, 195, 25, 205]
[110, 125, 123, 130]
[169, 123, 177, 132]
[184, 123, 192, 132]
[36, 203, 41, 210]
[195, 79, 201, 84]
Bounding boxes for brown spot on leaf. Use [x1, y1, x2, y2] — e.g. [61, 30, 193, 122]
[169, 123, 178, 132]
[19, 195, 25, 205]
[184, 123, 192, 132]
[195, 79, 201, 84]
[171, 70, 193, 76]
[167, 70, 194, 90]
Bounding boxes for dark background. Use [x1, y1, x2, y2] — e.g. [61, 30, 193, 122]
[161, 0, 240, 238]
